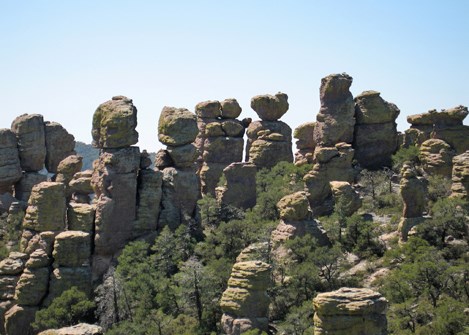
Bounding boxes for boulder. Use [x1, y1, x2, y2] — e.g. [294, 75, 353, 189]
[451, 151, 469, 200]
[166, 143, 198, 168]
[44, 122, 76, 173]
[0, 129, 22, 193]
[14, 267, 49, 305]
[0, 256, 24, 276]
[53, 231, 91, 267]
[221, 99, 242, 119]
[313, 143, 356, 183]
[69, 170, 94, 196]
[222, 120, 245, 137]
[250, 92, 289, 121]
[92, 96, 138, 149]
[195, 100, 221, 118]
[313, 287, 388, 335]
[25, 249, 50, 269]
[216, 163, 257, 210]
[419, 139, 455, 177]
[154, 149, 174, 170]
[354, 91, 400, 124]
[23, 182, 66, 231]
[4, 304, 37, 335]
[158, 107, 198, 146]
[37, 323, 103, 335]
[21, 231, 55, 257]
[14, 172, 48, 203]
[314, 73, 355, 146]
[11, 113, 46, 172]
[304, 167, 333, 216]
[248, 139, 293, 169]
[277, 192, 310, 221]
[203, 137, 244, 164]
[271, 219, 331, 249]
[330, 181, 362, 216]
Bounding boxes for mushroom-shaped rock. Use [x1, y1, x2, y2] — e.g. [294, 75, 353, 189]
[92, 95, 138, 148]
[158, 107, 199, 146]
[250, 92, 289, 121]
[277, 191, 310, 221]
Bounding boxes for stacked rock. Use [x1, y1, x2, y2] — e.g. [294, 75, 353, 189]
[157, 106, 200, 232]
[0, 130, 22, 195]
[194, 99, 246, 196]
[216, 162, 257, 210]
[353, 91, 400, 169]
[313, 287, 388, 335]
[405, 105, 469, 153]
[329, 181, 362, 216]
[293, 122, 316, 166]
[246, 92, 293, 168]
[220, 243, 271, 335]
[398, 164, 427, 241]
[91, 96, 140, 278]
[419, 139, 455, 178]
[451, 151, 469, 200]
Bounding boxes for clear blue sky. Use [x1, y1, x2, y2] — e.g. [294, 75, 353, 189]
[1, 1, 468, 151]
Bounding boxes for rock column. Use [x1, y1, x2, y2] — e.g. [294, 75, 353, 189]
[294, 122, 316, 166]
[216, 162, 257, 210]
[451, 151, 469, 200]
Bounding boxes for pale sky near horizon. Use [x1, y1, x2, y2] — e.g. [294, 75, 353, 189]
[1, 1, 468, 152]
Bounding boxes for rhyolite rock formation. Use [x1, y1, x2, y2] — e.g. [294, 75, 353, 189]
[246, 93, 293, 169]
[314, 73, 355, 146]
[216, 162, 256, 210]
[44, 122, 76, 173]
[419, 139, 455, 177]
[38, 323, 103, 335]
[294, 122, 316, 166]
[220, 243, 271, 335]
[313, 287, 388, 335]
[451, 151, 469, 200]
[353, 90, 400, 169]
[330, 181, 362, 216]
[0, 130, 22, 194]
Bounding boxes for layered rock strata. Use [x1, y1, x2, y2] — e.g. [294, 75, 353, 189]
[313, 287, 388, 335]
[419, 139, 455, 177]
[451, 151, 469, 200]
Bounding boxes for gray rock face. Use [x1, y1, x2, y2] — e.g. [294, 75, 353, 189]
[313, 287, 388, 335]
[14, 267, 49, 305]
[314, 73, 355, 146]
[158, 107, 198, 146]
[53, 231, 91, 268]
[216, 162, 257, 210]
[14, 172, 48, 203]
[11, 114, 46, 172]
[250, 92, 289, 121]
[294, 122, 316, 166]
[4, 304, 37, 335]
[195, 100, 222, 118]
[92, 96, 138, 149]
[353, 91, 400, 169]
[0, 129, 22, 193]
[67, 203, 95, 232]
[134, 169, 163, 236]
[419, 139, 455, 177]
[44, 122, 76, 173]
[45, 267, 92, 305]
[451, 151, 469, 200]
[221, 99, 242, 119]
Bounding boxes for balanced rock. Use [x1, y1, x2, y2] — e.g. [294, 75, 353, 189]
[23, 182, 66, 231]
[353, 91, 400, 169]
[250, 92, 289, 121]
[0, 129, 22, 193]
[44, 122, 76, 173]
[313, 287, 388, 335]
[221, 98, 242, 119]
[294, 122, 316, 166]
[11, 114, 46, 172]
[330, 181, 362, 216]
[92, 96, 138, 149]
[314, 73, 355, 146]
[195, 100, 221, 118]
[419, 139, 455, 177]
[451, 151, 469, 200]
[158, 107, 198, 146]
[216, 162, 257, 210]
[277, 191, 310, 221]
[407, 105, 468, 126]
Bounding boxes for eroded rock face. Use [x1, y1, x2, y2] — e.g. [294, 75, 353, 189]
[14, 172, 48, 203]
[419, 139, 455, 177]
[4, 304, 37, 335]
[313, 143, 356, 183]
[37, 323, 103, 335]
[92, 96, 138, 149]
[23, 182, 66, 232]
[353, 91, 400, 169]
[314, 73, 355, 146]
[0, 129, 22, 193]
[11, 114, 46, 172]
[304, 167, 333, 217]
[294, 122, 316, 166]
[220, 244, 271, 335]
[216, 162, 257, 210]
[14, 267, 49, 306]
[250, 92, 289, 121]
[221, 99, 242, 119]
[313, 287, 388, 335]
[44, 122, 76, 173]
[134, 169, 162, 236]
[158, 107, 198, 146]
[277, 191, 310, 221]
[451, 151, 469, 200]
[330, 181, 362, 216]
[53, 231, 91, 268]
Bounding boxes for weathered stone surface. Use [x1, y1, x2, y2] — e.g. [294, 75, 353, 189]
[313, 143, 356, 183]
[313, 287, 388, 335]
[158, 107, 198, 146]
[400, 164, 426, 218]
[221, 99, 242, 119]
[4, 304, 37, 335]
[271, 219, 331, 249]
[407, 105, 468, 126]
[330, 181, 362, 216]
[314, 73, 355, 146]
[402, 127, 431, 148]
[222, 120, 245, 137]
[398, 217, 426, 242]
[139, 150, 152, 170]
[419, 139, 455, 177]
[23, 182, 66, 231]
[216, 162, 257, 210]
[14, 172, 48, 203]
[11, 113, 46, 172]
[451, 151, 469, 200]
[166, 143, 198, 168]
[204, 122, 224, 137]
[53, 231, 91, 267]
[0, 129, 22, 193]
[44, 122, 76, 173]
[69, 170, 94, 196]
[235, 242, 270, 263]
[354, 91, 400, 124]
[159, 167, 200, 231]
[277, 191, 310, 221]
[56, 155, 83, 184]
[248, 139, 293, 169]
[0, 193, 17, 214]
[14, 267, 49, 305]
[246, 120, 292, 143]
[38, 323, 104, 335]
[304, 167, 333, 216]
[199, 163, 226, 197]
[67, 203, 95, 232]
[432, 124, 469, 154]
[154, 149, 173, 170]
[0, 276, 18, 300]
[195, 100, 221, 118]
[203, 137, 244, 164]
[0, 301, 13, 334]
[221, 315, 268, 335]
[134, 169, 162, 235]
[22, 231, 55, 257]
[92, 96, 138, 149]
[294, 122, 316, 166]
[0, 256, 24, 275]
[251, 92, 288, 121]
[25, 248, 50, 269]
[45, 267, 92, 305]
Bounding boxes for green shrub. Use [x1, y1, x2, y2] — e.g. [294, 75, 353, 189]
[392, 145, 420, 171]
